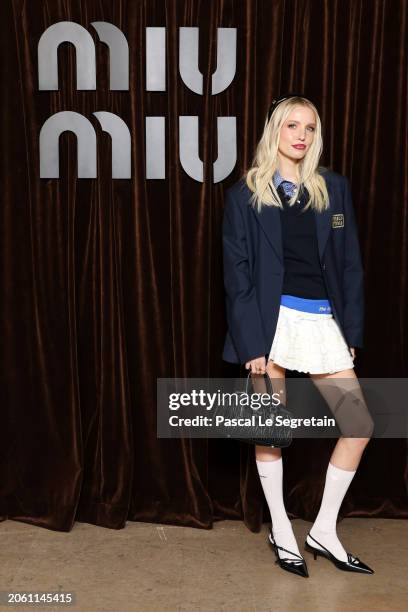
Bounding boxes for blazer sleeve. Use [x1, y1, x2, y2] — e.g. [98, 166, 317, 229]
[222, 187, 268, 363]
[342, 177, 365, 348]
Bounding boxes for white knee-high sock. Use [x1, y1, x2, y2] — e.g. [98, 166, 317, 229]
[308, 462, 356, 562]
[256, 457, 302, 562]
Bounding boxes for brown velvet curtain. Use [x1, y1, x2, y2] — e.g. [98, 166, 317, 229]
[1, 0, 407, 532]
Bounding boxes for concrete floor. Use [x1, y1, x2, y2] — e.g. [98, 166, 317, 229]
[0, 518, 407, 612]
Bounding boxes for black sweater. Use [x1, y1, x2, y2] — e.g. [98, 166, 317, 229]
[278, 185, 329, 300]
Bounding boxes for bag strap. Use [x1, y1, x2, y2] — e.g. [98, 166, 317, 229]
[245, 370, 274, 397]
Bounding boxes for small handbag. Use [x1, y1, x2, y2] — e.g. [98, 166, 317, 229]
[217, 371, 293, 448]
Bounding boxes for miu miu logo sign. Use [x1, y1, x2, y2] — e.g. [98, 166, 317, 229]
[38, 22, 237, 181]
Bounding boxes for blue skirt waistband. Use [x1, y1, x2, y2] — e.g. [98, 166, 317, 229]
[280, 294, 332, 314]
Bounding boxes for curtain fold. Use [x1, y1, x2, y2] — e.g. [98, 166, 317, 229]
[1, 0, 407, 532]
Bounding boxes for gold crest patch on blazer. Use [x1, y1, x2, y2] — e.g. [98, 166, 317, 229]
[332, 214, 344, 228]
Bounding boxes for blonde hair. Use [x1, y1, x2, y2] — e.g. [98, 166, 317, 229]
[243, 97, 330, 213]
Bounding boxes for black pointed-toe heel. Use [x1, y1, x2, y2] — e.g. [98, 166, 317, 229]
[304, 532, 374, 574]
[268, 531, 309, 578]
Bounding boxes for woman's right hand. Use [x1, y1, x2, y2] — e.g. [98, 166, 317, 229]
[245, 356, 266, 374]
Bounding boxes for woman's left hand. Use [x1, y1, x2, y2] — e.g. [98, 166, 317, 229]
[350, 347, 356, 360]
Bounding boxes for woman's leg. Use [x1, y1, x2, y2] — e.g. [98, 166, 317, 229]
[308, 367, 374, 560]
[255, 360, 303, 561]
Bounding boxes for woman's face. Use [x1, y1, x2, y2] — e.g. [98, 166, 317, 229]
[277, 105, 316, 163]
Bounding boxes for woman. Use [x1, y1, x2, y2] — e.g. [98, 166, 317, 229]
[222, 94, 374, 578]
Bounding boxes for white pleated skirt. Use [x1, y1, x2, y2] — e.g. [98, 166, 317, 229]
[268, 304, 355, 374]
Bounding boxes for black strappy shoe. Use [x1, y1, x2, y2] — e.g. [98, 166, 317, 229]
[304, 532, 374, 574]
[268, 530, 309, 578]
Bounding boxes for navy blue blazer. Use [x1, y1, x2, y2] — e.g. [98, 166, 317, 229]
[222, 168, 364, 365]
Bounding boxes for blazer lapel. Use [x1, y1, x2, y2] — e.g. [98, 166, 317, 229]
[314, 179, 333, 262]
[251, 203, 283, 264]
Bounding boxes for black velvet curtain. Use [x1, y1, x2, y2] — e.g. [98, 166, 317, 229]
[1, 0, 407, 532]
